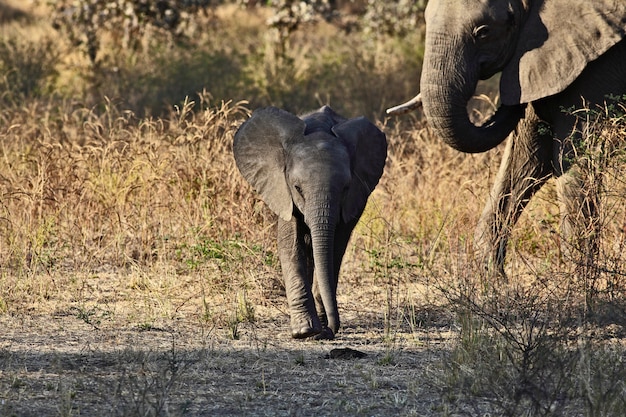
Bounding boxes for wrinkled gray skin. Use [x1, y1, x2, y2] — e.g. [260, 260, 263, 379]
[392, 0, 626, 274]
[234, 106, 387, 339]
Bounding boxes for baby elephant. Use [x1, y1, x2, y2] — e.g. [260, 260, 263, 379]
[234, 106, 387, 339]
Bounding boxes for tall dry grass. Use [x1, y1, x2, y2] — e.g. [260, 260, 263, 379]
[1, 97, 250, 267]
[0, 93, 489, 318]
[0, 1, 429, 323]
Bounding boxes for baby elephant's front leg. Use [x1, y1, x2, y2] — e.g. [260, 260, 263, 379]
[277, 216, 321, 338]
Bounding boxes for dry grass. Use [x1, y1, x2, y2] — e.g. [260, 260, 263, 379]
[1, 2, 625, 417]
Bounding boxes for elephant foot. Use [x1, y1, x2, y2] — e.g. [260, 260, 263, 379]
[290, 314, 322, 339]
[313, 327, 335, 340]
[474, 228, 508, 279]
[291, 325, 322, 339]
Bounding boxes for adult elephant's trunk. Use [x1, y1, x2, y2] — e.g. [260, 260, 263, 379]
[307, 198, 340, 336]
[420, 32, 525, 154]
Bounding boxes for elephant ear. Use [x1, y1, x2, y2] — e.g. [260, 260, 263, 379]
[500, 0, 626, 105]
[332, 117, 387, 223]
[233, 107, 306, 221]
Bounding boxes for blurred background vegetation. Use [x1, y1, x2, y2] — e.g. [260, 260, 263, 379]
[0, 0, 437, 273]
[1, 0, 427, 118]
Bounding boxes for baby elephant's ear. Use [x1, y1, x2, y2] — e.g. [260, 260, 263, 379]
[332, 117, 387, 222]
[233, 107, 306, 221]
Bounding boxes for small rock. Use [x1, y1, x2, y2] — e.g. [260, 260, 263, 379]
[325, 347, 367, 359]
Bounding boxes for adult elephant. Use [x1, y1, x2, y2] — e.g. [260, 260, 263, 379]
[388, 0, 626, 274]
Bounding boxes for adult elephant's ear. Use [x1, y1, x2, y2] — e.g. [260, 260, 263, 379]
[233, 107, 306, 221]
[332, 117, 387, 223]
[500, 0, 626, 105]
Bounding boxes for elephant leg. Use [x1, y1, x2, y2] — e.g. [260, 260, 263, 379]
[555, 167, 601, 268]
[312, 277, 325, 323]
[553, 114, 603, 273]
[277, 214, 322, 339]
[555, 161, 603, 314]
[475, 106, 553, 275]
[311, 273, 333, 340]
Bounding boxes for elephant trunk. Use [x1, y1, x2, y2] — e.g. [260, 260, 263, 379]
[420, 32, 525, 153]
[307, 196, 340, 336]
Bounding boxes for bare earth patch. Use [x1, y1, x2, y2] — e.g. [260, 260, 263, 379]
[0, 273, 455, 417]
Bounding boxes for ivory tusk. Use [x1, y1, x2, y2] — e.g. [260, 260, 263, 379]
[385, 93, 423, 115]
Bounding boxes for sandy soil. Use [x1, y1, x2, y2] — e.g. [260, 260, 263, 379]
[0, 303, 456, 417]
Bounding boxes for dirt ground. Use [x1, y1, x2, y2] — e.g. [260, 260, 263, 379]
[0, 293, 455, 417]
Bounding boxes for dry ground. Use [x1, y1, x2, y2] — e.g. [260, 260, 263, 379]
[0, 270, 455, 417]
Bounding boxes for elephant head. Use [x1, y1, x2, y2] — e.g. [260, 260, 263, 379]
[233, 106, 387, 336]
[390, 0, 626, 153]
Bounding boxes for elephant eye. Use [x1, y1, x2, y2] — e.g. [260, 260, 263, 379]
[473, 25, 491, 40]
[294, 185, 303, 196]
